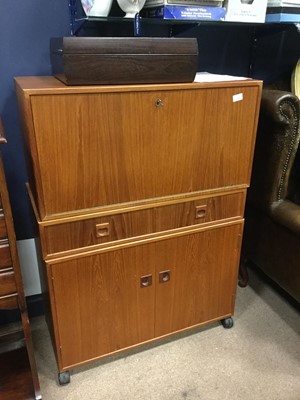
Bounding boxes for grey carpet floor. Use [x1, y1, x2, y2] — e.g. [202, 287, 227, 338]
[30, 267, 300, 400]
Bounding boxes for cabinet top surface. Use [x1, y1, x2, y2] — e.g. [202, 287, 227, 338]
[14, 76, 262, 95]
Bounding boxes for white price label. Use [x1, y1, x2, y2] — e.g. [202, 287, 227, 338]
[233, 93, 243, 102]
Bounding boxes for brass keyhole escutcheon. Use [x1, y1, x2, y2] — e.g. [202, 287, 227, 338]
[155, 98, 164, 107]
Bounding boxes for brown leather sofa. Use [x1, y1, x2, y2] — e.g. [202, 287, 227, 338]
[240, 89, 300, 303]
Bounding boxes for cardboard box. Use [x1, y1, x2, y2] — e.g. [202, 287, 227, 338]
[144, 5, 226, 19]
[144, 0, 223, 7]
[224, 0, 268, 22]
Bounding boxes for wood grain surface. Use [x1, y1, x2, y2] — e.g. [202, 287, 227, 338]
[50, 223, 242, 369]
[15, 77, 261, 220]
[43, 191, 245, 255]
[14, 77, 262, 376]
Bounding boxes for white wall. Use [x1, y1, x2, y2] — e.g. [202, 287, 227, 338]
[17, 238, 41, 296]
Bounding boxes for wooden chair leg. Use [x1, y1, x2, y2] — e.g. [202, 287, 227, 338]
[238, 258, 249, 287]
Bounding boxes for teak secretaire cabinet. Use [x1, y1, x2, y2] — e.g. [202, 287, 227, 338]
[15, 76, 262, 384]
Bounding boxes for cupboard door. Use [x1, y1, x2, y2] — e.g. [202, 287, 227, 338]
[50, 245, 156, 369]
[155, 223, 243, 337]
[50, 223, 242, 368]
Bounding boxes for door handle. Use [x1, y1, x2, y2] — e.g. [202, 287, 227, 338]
[195, 205, 207, 219]
[159, 270, 171, 284]
[95, 222, 110, 238]
[140, 274, 152, 288]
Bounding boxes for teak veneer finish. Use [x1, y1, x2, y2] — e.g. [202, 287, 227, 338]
[15, 76, 262, 380]
[42, 191, 245, 257]
[51, 223, 242, 369]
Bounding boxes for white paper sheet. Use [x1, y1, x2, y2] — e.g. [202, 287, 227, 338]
[194, 72, 249, 82]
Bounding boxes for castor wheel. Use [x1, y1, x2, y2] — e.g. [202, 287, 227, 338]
[58, 371, 71, 385]
[221, 317, 234, 329]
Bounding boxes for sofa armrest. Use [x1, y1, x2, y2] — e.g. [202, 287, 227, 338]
[272, 200, 300, 235]
[247, 90, 300, 214]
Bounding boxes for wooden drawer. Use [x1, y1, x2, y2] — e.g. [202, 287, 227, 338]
[43, 192, 245, 255]
[0, 213, 7, 240]
[0, 241, 12, 270]
[0, 293, 18, 309]
[0, 269, 17, 298]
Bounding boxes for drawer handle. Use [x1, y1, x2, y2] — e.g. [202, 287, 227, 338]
[195, 205, 207, 219]
[140, 274, 152, 288]
[159, 270, 171, 284]
[95, 223, 110, 238]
